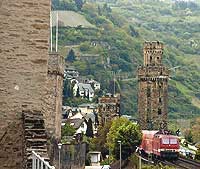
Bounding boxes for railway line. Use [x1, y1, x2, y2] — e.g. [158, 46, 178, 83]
[138, 154, 200, 169]
[173, 157, 200, 169]
[160, 157, 200, 169]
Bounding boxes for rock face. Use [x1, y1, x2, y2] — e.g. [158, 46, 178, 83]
[137, 41, 169, 130]
[0, 0, 63, 168]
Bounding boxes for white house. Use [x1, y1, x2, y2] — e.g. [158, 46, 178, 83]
[62, 118, 87, 135]
[66, 111, 98, 135]
[88, 79, 101, 90]
[73, 83, 94, 101]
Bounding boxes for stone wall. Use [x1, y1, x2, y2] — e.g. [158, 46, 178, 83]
[0, 0, 50, 168]
[45, 53, 64, 140]
[98, 94, 120, 126]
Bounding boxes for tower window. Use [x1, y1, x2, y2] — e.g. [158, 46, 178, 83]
[159, 98, 162, 103]
[147, 87, 151, 97]
[157, 57, 159, 60]
[158, 108, 161, 115]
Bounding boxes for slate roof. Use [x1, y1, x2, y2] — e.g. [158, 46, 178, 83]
[62, 118, 85, 130]
[78, 83, 94, 93]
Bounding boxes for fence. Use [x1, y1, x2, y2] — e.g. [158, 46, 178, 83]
[32, 151, 55, 169]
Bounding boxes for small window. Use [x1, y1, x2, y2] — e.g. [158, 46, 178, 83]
[158, 108, 161, 115]
[170, 139, 178, 144]
[162, 138, 169, 144]
[159, 98, 162, 103]
[157, 57, 159, 60]
[147, 87, 151, 97]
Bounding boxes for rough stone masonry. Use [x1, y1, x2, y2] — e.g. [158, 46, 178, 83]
[0, 0, 64, 168]
[137, 41, 169, 130]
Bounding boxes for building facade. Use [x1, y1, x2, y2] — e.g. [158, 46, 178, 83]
[137, 41, 169, 130]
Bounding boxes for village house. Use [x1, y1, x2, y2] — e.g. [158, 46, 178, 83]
[64, 66, 79, 80]
[73, 83, 94, 101]
[78, 103, 97, 115]
[62, 108, 98, 135]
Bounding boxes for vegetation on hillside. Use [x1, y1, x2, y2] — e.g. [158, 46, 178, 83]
[53, 0, 200, 119]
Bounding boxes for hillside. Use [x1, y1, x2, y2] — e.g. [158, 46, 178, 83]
[53, 0, 200, 119]
[51, 11, 95, 28]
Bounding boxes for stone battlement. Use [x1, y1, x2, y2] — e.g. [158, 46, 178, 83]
[144, 41, 164, 50]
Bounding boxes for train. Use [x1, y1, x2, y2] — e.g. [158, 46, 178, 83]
[139, 130, 180, 159]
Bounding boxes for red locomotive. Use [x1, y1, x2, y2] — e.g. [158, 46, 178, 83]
[139, 130, 179, 159]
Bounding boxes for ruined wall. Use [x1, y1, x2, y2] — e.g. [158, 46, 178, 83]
[138, 42, 169, 130]
[0, 0, 50, 168]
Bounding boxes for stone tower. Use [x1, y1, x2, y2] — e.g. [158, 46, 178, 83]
[137, 41, 169, 130]
[98, 94, 120, 126]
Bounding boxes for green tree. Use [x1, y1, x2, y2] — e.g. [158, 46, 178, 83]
[107, 117, 142, 160]
[191, 117, 200, 143]
[90, 121, 112, 159]
[86, 118, 94, 138]
[62, 123, 76, 137]
[76, 86, 80, 97]
[66, 49, 76, 62]
[75, 0, 84, 10]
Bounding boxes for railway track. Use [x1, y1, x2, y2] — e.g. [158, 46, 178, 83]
[173, 157, 200, 169]
[155, 157, 200, 169]
[137, 153, 200, 169]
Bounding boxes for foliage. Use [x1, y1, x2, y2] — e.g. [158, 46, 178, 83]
[90, 121, 112, 158]
[184, 129, 193, 143]
[75, 0, 84, 10]
[52, 0, 77, 11]
[62, 123, 76, 137]
[196, 149, 200, 160]
[107, 117, 142, 160]
[86, 118, 94, 138]
[63, 97, 90, 107]
[191, 117, 200, 143]
[63, 79, 73, 99]
[66, 49, 76, 62]
[142, 164, 175, 169]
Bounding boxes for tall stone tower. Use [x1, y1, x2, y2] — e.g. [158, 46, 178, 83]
[137, 41, 169, 130]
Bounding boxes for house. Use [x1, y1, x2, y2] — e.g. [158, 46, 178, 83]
[78, 103, 97, 115]
[62, 106, 79, 119]
[64, 66, 79, 80]
[76, 77, 101, 91]
[62, 118, 87, 135]
[73, 83, 94, 101]
[63, 109, 98, 135]
[88, 79, 101, 90]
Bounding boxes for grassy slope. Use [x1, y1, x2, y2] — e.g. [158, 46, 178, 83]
[51, 10, 95, 28]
